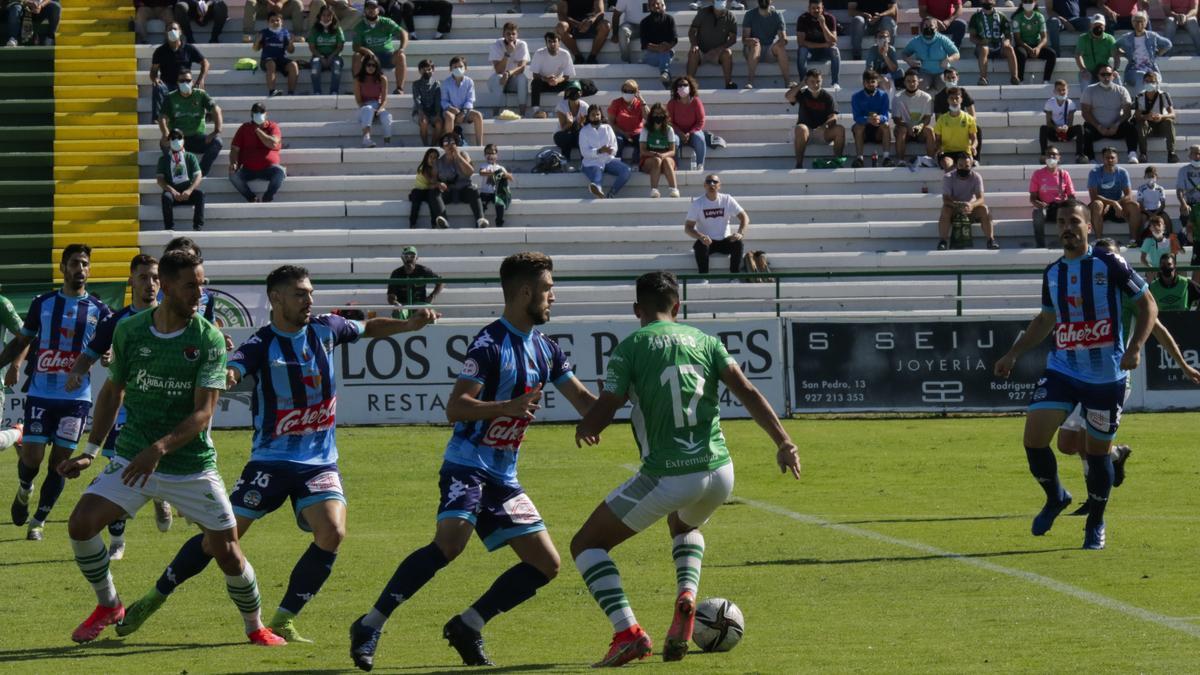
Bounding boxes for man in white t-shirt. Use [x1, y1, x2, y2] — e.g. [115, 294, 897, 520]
[684, 174, 749, 274]
[489, 22, 531, 115]
[611, 0, 648, 62]
[530, 32, 577, 110]
[1040, 78, 1086, 162]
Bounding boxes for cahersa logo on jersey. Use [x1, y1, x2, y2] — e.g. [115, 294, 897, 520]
[482, 416, 529, 450]
[275, 396, 336, 436]
[36, 349, 79, 374]
[1054, 319, 1114, 351]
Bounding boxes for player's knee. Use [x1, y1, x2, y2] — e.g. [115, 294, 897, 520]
[314, 523, 346, 552]
[67, 507, 101, 541]
[537, 551, 561, 580]
[206, 538, 243, 571]
[433, 535, 467, 561]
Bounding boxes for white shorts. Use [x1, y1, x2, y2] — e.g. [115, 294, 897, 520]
[85, 457, 237, 532]
[605, 462, 735, 533]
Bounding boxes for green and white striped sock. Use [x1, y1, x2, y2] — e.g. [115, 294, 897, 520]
[672, 531, 705, 595]
[226, 561, 264, 633]
[71, 535, 119, 607]
[575, 549, 637, 632]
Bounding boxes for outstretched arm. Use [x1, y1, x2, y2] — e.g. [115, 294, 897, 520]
[994, 310, 1056, 378]
[719, 363, 800, 479]
[575, 391, 626, 446]
[557, 375, 598, 418]
[362, 308, 440, 338]
[58, 379, 126, 478]
[1150, 319, 1200, 383]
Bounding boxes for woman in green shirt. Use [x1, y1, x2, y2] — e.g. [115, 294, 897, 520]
[309, 7, 346, 94]
[639, 102, 680, 198]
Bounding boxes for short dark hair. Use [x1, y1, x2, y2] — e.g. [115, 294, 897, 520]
[418, 58, 433, 69]
[62, 243, 91, 265]
[502, 21, 517, 31]
[129, 254, 158, 273]
[251, 101, 267, 113]
[862, 69, 879, 82]
[449, 55, 465, 67]
[169, 127, 184, 140]
[945, 86, 962, 99]
[1094, 237, 1119, 251]
[266, 264, 310, 292]
[1056, 197, 1087, 219]
[1101, 146, 1118, 157]
[544, 31, 558, 41]
[267, 10, 281, 18]
[636, 271, 679, 313]
[500, 252, 553, 301]
[159, 250, 202, 280]
[805, 68, 821, 79]
[163, 236, 201, 257]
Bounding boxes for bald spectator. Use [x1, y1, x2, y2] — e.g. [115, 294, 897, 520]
[939, 156, 999, 250]
[685, 174, 748, 275]
[687, 0, 738, 89]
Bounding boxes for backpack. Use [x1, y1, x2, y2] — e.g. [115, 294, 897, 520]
[532, 148, 568, 174]
[949, 211, 974, 249]
[741, 250, 771, 283]
[578, 79, 598, 97]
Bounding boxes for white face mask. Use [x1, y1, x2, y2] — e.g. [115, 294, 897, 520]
[1045, 157, 1058, 168]
[1054, 93, 1067, 102]
[451, 67, 465, 78]
[170, 138, 184, 151]
[252, 112, 266, 124]
[944, 78, 958, 87]
[1192, 160, 1200, 168]
[1144, 82, 1159, 92]
[622, 92, 636, 102]
[1022, 3, 1034, 11]
[948, 104, 961, 113]
[1099, 79, 1113, 89]
[676, 86, 690, 97]
[178, 81, 193, 95]
[167, 29, 181, 41]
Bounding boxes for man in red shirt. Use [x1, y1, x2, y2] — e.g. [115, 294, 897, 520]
[229, 102, 286, 203]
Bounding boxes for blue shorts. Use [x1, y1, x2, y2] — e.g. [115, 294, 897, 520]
[437, 462, 546, 552]
[1029, 368, 1126, 440]
[229, 460, 345, 532]
[23, 395, 91, 450]
[369, 49, 395, 69]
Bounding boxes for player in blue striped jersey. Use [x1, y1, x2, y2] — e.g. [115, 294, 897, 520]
[116, 265, 439, 644]
[0, 244, 111, 541]
[995, 199, 1158, 550]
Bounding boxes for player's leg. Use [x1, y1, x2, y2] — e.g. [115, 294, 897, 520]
[12, 440, 44, 526]
[269, 480, 346, 643]
[571, 500, 647, 667]
[1056, 407, 1094, 516]
[27, 442, 74, 539]
[1078, 378, 1126, 550]
[202, 523, 284, 644]
[107, 518, 127, 560]
[1025, 371, 1075, 535]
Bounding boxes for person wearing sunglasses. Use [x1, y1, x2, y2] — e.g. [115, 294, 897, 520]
[684, 175, 749, 275]
[1080, 64, 1137, 163]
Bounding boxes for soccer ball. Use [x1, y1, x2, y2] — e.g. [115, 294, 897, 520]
[691, 598, 744, 652]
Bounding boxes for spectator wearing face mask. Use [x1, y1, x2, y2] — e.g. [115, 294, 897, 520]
[1116, 12, 1172, 87]
[933, 86, 976, 171]
[1081, 64, 1136, 163]
[1176, 146, 1200, 260]
[938, 155, 999, 250]
[150, 23, 209, 121]
[310, 0, 360, 32]
[667, 75, 707, 171]
[579, 104, 632, 199]
[1146, 254, 1200, 310]
[308, 6, 345, 94]
[863, 29, 903, 92]
[917, 0, 967, 47]
[1134, 71, 1177, 163]
[254, 11, 299, 97]
[742, 0, 793, 90]
[1137, 165, 1175, 236]
[685, 174, 747, 275]
[134, 0, 188, 45]
[608, 79, 646, 163]
[554, 80, 590, 160]
[903, 18, 960, 91]
[1012, 0, 1058, 84]
[240, 0, 303, 42]
[412, 59, 443, 145]
[640, 103, 679, 198]
[1041, 79, 1087, 162]
[848, 0, 898, 61]
[157, 128, 206, 231]
[1075, 15, 1119, 85]
[355, 53, 392, 147]
[230, 102, 286, 203]
[158, 69, 222, 176]
[1029, 146, 1076, 247]
[478, 144, 512, 227]
[933, 68, 982, 162]
[968, 0, 1018, 86]
[442, 55, 485, 147]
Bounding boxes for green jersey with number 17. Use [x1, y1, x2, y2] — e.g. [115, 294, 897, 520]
[603, 321, 734, 477]
[108, 309, 227, 475]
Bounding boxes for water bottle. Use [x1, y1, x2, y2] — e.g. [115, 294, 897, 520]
[871, 153, 878, 168]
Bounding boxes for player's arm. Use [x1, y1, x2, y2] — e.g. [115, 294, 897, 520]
[1150, 319, 1200, 383]
[1121, 290, 1159, 371]
[65, 352, 99, 392]
[121, 386, 220, 487]
[575, 391, 626, 447]
[361, 308, 440, 338]
[994, 309, 1056, 378]
[0, 333, 32, 372]
[555, 374, 598, 417]
[58, 379, 126, 479]
[719, 363, 800, 479]
[446, 379, 543, 423]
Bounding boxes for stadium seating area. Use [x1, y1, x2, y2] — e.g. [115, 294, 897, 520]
[2, 0, 1198, 319]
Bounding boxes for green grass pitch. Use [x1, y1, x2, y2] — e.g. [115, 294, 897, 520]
[2, 414, 1199, 673]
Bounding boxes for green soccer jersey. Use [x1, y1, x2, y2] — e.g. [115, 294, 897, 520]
[1150, 277, 1198, 312]
[0, 293, 21, 398]
[1011, 10, 1045, 45]
[354, 17, 404, 54]
[603, 321, 734, 477]
[162, 89, 215, 137]
[109, 308, 226, 475]
[309, 26, 344, 56]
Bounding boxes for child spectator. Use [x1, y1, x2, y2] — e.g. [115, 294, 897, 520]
[309, 7, 345, 95]
[355, 53, 393, 147]
[441, 55, 485, 147]
[1040, 79, 1086, 162]
[478, 144, 512, 227]
[1137, 165, 1175, 234]
[253, 11, 298, 97]
[1140, 215, 1174, 272]
[410, 148, 448, 229]
[412, 59, 443, 146]
[640, 103, 680, 198]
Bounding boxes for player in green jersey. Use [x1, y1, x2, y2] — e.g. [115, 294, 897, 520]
[570, 271, 801, 667]
[0, 291, 24, 451]
[56, 251, 287, 647]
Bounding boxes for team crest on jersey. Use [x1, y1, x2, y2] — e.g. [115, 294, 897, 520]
[183, 346, 200, 361]
[302, 373, 323, 389]
[59, 327, 74, 339]
[460, 358, 479, 378]
[1094, 272, 1107, 286]
[139, 346, 153, 357]
[471, 332, 495, 351]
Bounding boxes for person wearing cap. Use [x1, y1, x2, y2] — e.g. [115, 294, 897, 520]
[529, 32, 577, 111]
[1099, 0, 1148, 31]
[1075, 14, 1119, 85]
[158, 69, 223, 176]
[353, 0, 409, 95]
[553, 80, 591, 160]
[387, 247, 442, 319]
[687, 0, 738, 90]
[230, 102, 286, 203]
[1115, 12, 1171, 86]
[241, 0, 304, 43]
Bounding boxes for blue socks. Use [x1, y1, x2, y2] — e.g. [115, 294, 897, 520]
[370, 543, 449, 622]
[279, 543, 338, 615]
[1025, 446, 1066, 502]
[469, 562, 551, 625]
[32, 471, 65, 524]
[156, 533, 213, 596]
[1085, 453, 1114, 529]
[16, 459, 36, 492]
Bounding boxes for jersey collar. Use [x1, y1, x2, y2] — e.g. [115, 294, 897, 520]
[499, 316, 531, 339]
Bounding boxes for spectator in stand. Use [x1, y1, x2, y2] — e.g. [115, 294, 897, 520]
[787, 69, 845, 168]
[1177, 145, 1200, 253]
[1148, 254, 1200, 308]
[933, 68, 981, 162]
[554, 80, 590, 159]
[181, 0, 228, 43]
[968, 1, 1018, 85]
[848, 0, 897, 61]
[1161, 0, 1200, 54]
[355, 53, 393, 147]
[157, 128, 205, 232]
[311, 0, 359, 32]
[1116, 12, 1171, 86]
[489, 22, 529, 116]
[7, 0, 61, 45]
[639, 0, 678, 86]
[1135, 70, 1177, 163]
[933, 86, 977, 170]
[229, 102, 286, 203]
[530, 32, 576, 111]
[864, 28, 904, 91]
[851, 69, 894, 167]
[557, 0, 609, 65]
[381, 0, 454, 40]
[893, 70, 936, 167]
[688, 0, 738, 89]
[1075, 14, 1118, 85]
[1041, 79, 1087, 162]
[742, 0, 793, 90]
[159, 70, 222, 176]
[478, 144, 512, 227]
[918, 0, 967, 47]
[611, 0, 646, 63]
[387, 246, 442, 316]
[939, 155, 999, 250]
[1140, 215, 1173, 269]
[1137, 165, 1174, 233]
[1082, 64, 1137, 163]
[441, 55, 484, 147]
[686, 174, 747, 274]
[1029, 145, 1076, 246]
[608, 79, 646, 163]
[241, 0, 303, 43]
[149, 23, 208, 121]
[412, 59, 442, 145]
[409, 148, 448, 228]
[1013, 0, 1057, 84]
[254, 11, 299, 97]
[1088, 146, 1141, 242]
[309, 7, 345, 94]
[437, 133, 488, 227]
[1048, 0, 1091, 53]
[903, 17, 961, 91]
[668, 75, 708, 171]
[134, 0, 187, 45]
[640, 103, 680, 198]
[353, 0, 408, 95]
[1099, 0, 1147, 31]
[795, 0, 840, 92]
[579, 104, 632, 198]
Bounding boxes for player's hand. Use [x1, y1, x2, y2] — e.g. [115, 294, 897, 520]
[1120, 349, 1141, 371]
[100, 349, 113, 367]
[57, 454, 93, 479]
[505, 383, 543, 421]
[1181, 363, 1200, 384]
[4, 366, 19, 389]
[575, 426, 600, 447]
[224, 333, 235, 352]
[994, 352, 1017, 379]
[122, 445, 165, 488]
[407, 308, 440, 330]
[776, 441, 801, 479]
[66, 372, 83, 392]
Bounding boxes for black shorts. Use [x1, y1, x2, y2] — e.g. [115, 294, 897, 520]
[230, 460, 345, 532]
[437, 462, 546, 551]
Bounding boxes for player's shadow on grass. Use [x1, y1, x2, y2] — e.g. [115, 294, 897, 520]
[719, 547, 1076, 567]
[836, 515, 1024, 525]
[381, 664, 584, 674]
[0, 639, 243, 662]
[0, 557, 71, 567]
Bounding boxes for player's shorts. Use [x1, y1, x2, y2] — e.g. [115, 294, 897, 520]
[1060, 376, 1132, 433]
[84, 457, 236, 531]
[230, 460, 346, 532]
[606, 461, 735, 533]
[23, 395, 91, 450]
[1031, 369, 1126, 440]
[437, 462, 546, 552]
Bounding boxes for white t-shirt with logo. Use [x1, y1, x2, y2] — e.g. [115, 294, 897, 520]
[686, 193, 744, 240]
